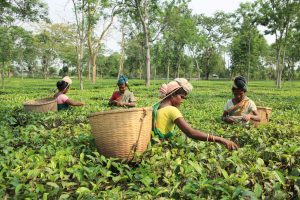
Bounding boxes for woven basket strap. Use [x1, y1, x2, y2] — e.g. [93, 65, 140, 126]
[151, 86, 182, 107]
[237, 100, 249, 115]
[225, 99, 249, 115]
[127, 108, 147, 161]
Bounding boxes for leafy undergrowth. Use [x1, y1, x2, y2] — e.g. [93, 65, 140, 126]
[0, 78, 299, 199]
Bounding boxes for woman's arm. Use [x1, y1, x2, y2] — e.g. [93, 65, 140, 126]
[118, 102, 136, 107]
[109, 99, 116, 106]
[175, 117, 238, 150]
[242, 110, 260, 122]
[65, 99, 84, 106]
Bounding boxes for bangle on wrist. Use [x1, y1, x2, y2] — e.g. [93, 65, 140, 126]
[207, 134, 210, 141]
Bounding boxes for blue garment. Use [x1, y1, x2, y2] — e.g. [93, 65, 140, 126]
[57, 103, 69, 111]
[118, 75, 128, 85]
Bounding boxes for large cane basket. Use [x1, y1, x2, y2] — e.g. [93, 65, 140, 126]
[23, 97, 57, 113]
[256, 106, 272, 124]
[88, 107, 152, 160]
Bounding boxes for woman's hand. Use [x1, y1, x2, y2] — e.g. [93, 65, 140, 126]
[220, 138, 239, 150]
[116, 101, 123, 106]
[224, 116, 235, 124]
[242, 114, 251, 122]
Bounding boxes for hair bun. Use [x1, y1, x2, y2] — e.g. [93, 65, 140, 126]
[56, 80, 68, 91]
[234, 76, 246, 89]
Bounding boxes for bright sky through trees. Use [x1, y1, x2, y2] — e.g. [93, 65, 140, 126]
[44, 0, 261, 52]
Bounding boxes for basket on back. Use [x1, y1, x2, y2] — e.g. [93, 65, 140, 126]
[23, 97, 57, 113]
[88, 107, 152, 160]
[256, 106, 272, 124]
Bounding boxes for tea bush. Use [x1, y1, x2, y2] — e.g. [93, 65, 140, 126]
[0, 78, 299, 199]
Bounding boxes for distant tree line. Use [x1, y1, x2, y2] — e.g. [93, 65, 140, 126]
[0, 0, 300, 89]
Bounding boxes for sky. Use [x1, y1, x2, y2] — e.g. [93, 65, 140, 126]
[43, 0, 267, 52]
[45, 0, 254, 22]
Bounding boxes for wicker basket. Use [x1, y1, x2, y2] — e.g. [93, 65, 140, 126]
[88, 107, 152, 160]
[256, 106, 272, 124]
[23, 97, 57, 113]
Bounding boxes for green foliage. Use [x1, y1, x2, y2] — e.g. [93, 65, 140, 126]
[0, 0, 48, 25]
[0, 78, 299, 199]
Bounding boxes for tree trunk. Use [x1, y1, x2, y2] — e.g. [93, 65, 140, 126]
[195, 59, 200, 80]
[118, 27, 125, 78]
[2, 61, 5, 89]
[275, 46, 282, 88]
[176, 56, 181, 78]
[76, 47, 81, 81]
[79, 44, 84, 90]
[135, 0, 151, 86]
[145, 36, 151, 86]
[206, 71, 209, 80]
[87, 2, 92, 82]
[139, 62, 142, 80]
[77, 37, 84, 90]
[167, 60, 170, 82]
[88, 58, 91, 81]
[92, 52, 97, 84]
[247, 37, 251, 83]
[154, 65, 156, 81]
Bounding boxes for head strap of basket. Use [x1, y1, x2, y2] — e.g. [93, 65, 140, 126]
[158, 78, 193, 99]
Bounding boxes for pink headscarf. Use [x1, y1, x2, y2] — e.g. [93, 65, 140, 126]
[158, 81, 181, 98]
[158, 78, 193, 99]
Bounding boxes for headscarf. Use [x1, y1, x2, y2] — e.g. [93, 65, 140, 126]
[158, 78, 193, 99]
[174, 78, 193, 94]
[62, 76, 72, 85]
[233, 76, 247, 91]
[117, 75, 128, 85]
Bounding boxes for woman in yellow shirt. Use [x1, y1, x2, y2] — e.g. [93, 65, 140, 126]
[153, 78, 238, 150]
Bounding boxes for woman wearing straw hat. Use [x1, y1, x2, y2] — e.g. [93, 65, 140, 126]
[109, 75, 136, 107]
[153, 78, 239, 150]
[54, 76, 85, 111]
[222, 76, 260, 124]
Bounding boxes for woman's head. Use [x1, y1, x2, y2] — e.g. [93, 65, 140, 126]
[232, 76, 247, 92]
[158, 78, 193, 107]
[117, 75, 128, 86]
[56, 80, 69, 93]
[232, 76, 247, 101]
[117, 75, 128, 94]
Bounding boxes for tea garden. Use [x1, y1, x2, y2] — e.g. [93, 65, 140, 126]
[0, 78, 299, 199]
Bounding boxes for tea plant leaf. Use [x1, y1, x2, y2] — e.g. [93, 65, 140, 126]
[243, 190, 258, 200]
[46, 182, 59, 188]
[256, 158, 264, 166]
[140, 176, 152, 187]
[254, 183, 263, 197]
[43, 193, 49, 200]
[273, 170, 286, 185]
[15, 183, 23, 194]
[76, 187, 91, 193]
[59, 193, 70, 200]
[187, 160, 203, 175]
